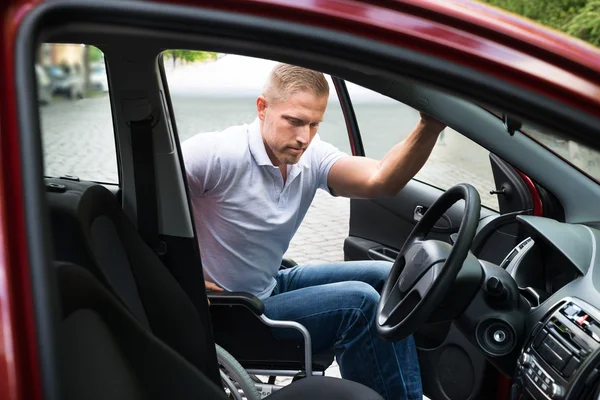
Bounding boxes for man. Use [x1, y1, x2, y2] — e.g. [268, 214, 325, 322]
[182, 63, 445, 400]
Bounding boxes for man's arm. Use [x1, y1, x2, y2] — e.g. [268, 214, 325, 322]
[327, 115, 445, 198]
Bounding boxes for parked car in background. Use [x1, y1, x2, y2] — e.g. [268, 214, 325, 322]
[44, 64, 84, 99]
[90, 63, 108, 92]
[35, 64, 52, 105]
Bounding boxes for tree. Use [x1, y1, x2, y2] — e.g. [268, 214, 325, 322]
[481, 0, 599, 46]
[89, 46, 104, 63]
[565, 0, 600, 46]
[163, 49, 218, 68]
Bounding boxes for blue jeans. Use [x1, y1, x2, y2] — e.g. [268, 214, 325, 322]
[263, 261, 422, 400]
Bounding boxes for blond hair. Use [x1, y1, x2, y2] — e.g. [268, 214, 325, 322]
[263, 63, 329, 103]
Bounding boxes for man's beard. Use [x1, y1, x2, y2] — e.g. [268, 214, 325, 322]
[279, 149, 303, 165]
[283, 156, 301, 165]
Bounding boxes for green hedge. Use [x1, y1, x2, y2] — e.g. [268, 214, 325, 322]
[481, 0, 600, 46]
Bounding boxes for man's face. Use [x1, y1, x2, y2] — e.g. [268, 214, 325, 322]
[257, 90, 328, 166]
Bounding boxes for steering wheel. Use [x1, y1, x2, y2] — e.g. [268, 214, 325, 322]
[376, 183, 481, 341]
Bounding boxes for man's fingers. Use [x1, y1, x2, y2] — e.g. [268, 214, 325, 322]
[419, 112, 446, 132]
[205, 280, 223, 306]
[205, 280, 224, 291]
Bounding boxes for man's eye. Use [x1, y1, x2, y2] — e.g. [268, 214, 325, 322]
[310, 123, 319, 128]
[288, 119, 303, 126]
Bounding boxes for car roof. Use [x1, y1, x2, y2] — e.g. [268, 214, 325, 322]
[123, 0, 598, 116]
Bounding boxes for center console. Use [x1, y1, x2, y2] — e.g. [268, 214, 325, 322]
[517, 298, 600, 399]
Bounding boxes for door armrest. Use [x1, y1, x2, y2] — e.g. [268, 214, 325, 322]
[207, 291, 265, 315]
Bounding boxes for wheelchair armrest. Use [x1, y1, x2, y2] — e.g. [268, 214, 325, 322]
[207, 291, 265, 315]
[280, 256, 298, 269]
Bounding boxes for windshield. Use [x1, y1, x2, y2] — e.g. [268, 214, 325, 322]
[521, 123, 600, 183]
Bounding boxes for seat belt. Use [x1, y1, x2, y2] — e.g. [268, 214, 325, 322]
[130, 116, 166, 255]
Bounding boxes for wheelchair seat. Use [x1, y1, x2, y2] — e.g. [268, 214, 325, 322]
[46, 178, 379, 399]
[208, 256, 336, 377]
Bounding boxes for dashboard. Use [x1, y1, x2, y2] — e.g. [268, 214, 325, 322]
[517, 299, 600, 399]
[503, 216, 600, 399]
[502, 236, 583, 306]
[460, 215, 600, 400]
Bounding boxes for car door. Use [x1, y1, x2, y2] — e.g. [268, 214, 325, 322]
[333, 78, 536, 400]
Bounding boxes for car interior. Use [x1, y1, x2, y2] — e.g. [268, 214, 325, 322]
[16, 2, 600, 400]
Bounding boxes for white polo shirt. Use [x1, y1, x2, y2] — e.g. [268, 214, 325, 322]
[182, 119, 347, 299]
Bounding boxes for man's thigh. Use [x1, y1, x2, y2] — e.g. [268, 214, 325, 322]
[264, 280, 380, 353]
[274, 260, 392, 294]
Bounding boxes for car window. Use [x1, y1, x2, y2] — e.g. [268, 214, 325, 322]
[162, 52, 352, 154]
[521, 123, 600, 184]
[347, 83, 499, 210]
[163, 52, 354, 264]
[36, 43, 117, 184]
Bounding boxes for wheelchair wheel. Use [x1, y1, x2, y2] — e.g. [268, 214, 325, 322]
[216, 344, 262, 400]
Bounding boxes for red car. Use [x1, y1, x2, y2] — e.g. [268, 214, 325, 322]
[1, 1, 600, 400]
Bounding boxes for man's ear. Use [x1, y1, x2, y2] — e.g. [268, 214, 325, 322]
[257, 96, 267, 121]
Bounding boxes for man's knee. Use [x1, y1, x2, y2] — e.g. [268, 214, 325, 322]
[364, 261, 392, 292]
[343, 281, 380, 313]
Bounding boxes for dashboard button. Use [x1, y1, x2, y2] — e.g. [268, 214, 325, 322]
[533, 330, 548, 349]
[563, 305, 579, 317]
[562, 356, 580, 379]
[539, 335, 571, 370]
[551, 383, 565, 399]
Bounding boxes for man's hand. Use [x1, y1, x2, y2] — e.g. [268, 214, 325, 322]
[419, 112, 446, 135]
[205, 280, 224, 292]
[205, 280, 223, 305]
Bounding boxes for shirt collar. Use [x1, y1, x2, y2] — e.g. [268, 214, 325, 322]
[247, 118, 310, 170]
[248, 118, 273, 167]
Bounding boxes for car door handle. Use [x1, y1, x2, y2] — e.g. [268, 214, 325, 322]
[414, 205, 427, 221]
[414, 205, 454, 232]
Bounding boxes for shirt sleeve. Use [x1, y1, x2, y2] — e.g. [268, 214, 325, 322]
[312, 135, 349, 194]
[181, 133, 222, 198]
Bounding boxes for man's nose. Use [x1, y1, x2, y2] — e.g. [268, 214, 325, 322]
[295, 126, 310, 145]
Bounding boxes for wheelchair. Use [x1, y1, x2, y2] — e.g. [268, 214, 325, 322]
[208, 258, 336, 398]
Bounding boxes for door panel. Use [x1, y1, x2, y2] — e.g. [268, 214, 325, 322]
[344, 179, 497, 263]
